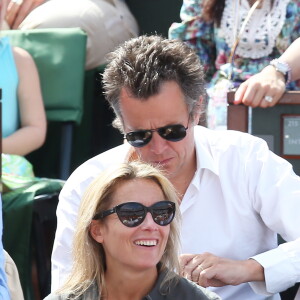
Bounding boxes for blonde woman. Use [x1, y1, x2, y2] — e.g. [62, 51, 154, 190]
[45, 162, 220, 300]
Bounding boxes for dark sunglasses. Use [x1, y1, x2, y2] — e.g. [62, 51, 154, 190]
[124, 120, 189, 148]
[93, 200, 176, 227]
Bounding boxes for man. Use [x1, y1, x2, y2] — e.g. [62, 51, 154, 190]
[51, 35, 300, 300]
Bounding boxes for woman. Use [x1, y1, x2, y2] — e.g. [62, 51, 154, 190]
[169, 0, 300, 129]
[6, 0, 139, 70]
[45, 162, 221, 300]
[1, 35, 46, 156]
[1, 0, 46, 156]
[1, 0, 46, 191]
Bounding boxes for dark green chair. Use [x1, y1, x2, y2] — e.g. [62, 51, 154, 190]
[1, 28, 87, 180]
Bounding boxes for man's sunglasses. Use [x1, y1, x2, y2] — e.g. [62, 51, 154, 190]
[93, 200, 176, 227]
[124, 121, 189, 148]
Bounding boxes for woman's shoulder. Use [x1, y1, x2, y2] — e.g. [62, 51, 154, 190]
[173, 276, 221, 300]
[43, 293, 66, 300]
[12, 46, 36, 69]
[43, 283, 97, 300]
[152, 269, 221, 300]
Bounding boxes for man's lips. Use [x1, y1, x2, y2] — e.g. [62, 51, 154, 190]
[152, 158, 172, 165]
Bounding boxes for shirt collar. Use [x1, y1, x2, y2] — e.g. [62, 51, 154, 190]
[194, 126, 219, 176]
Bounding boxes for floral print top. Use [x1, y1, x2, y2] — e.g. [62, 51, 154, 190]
[169, 0, 300, 90]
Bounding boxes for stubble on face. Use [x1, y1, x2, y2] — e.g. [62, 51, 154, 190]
[120, 81, 198, 193]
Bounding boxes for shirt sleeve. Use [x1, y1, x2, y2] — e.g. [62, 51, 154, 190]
[51, 175, 84, 291]
[250, 238, 300, 295]
[168, 0, 217, 81]
[245, 139, 300, 295]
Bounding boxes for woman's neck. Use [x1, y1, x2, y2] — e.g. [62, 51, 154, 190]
[103, 267, 158, 300]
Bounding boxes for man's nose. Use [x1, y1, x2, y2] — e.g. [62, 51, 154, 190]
[149, 132, 168, 154]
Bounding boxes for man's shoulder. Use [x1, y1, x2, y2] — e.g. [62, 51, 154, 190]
[72, 143, 129, 177]
[61, 143, 130, 197]
[195, 126, 267, 152]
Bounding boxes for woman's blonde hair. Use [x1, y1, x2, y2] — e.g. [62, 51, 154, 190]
[58, 161, 181, 298]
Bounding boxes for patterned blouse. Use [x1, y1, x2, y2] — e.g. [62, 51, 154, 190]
[169, 0, 300, 89]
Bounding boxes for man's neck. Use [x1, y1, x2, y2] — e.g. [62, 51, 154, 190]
[128, 147, 197, 202]
[170, 152, 197, 202]
[170, 170, 196, 203]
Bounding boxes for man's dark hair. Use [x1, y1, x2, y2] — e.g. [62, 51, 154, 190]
[102, 35, 205, 131]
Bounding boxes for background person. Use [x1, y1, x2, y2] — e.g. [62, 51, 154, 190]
[234, 37, 300, 106]
[1, 13, 46, 157]
[4, 0, 139, 70]
[1, 0, 46, 297]
[45, 162, 221, 300]
[169, 0, 300, 129]
[51, 35, 300, 300]
[1, 12, 46, 191]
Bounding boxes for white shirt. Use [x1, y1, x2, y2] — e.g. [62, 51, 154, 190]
[51, 126, 300, 299]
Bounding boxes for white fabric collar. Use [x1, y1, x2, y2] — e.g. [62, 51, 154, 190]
[188, 126, 220, 193]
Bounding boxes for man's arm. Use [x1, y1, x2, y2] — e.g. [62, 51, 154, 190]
[180, 253, 264, 288]
[180, 241, 300, 295]
[180, 137, 300, 295]
[51, 181, 81, 291]
[250, 238, 300, 294]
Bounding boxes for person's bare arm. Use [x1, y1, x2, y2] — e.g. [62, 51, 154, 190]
[5, 0, 44, 29]
[234, 37, 300, 107]
[280, 37, 300, 82]
[2, 47, 47, 155]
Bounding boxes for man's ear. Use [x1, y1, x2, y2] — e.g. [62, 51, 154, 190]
[193, 96, 204, 125]
[90, 220, 104, 244]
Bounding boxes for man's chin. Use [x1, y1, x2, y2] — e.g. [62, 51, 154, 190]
[150, 161, 175, 178]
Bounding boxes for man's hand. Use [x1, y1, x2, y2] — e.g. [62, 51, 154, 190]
[234, 65, 286, 108]
[6, 0, 44, 29]
[180, 253, 265, 288]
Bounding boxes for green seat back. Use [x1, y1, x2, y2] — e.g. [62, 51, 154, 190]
[1, 28, 87, 124]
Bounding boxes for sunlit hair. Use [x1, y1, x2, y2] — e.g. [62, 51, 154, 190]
[57, 161, 181, 298]
[102, 34, 205, 132]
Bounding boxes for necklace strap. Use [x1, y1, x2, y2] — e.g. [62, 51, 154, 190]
[228, 0, 262, 80]
[228, 0, 262, 66]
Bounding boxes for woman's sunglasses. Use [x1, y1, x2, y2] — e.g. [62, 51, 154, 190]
[124, 121, 189, 148]
[93, 200, 176, 227]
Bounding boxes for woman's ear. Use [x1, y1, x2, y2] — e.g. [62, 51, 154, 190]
[90, 220, 104, 244]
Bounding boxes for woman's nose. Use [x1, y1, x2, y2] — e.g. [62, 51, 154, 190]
[141, 212, 158, 230]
